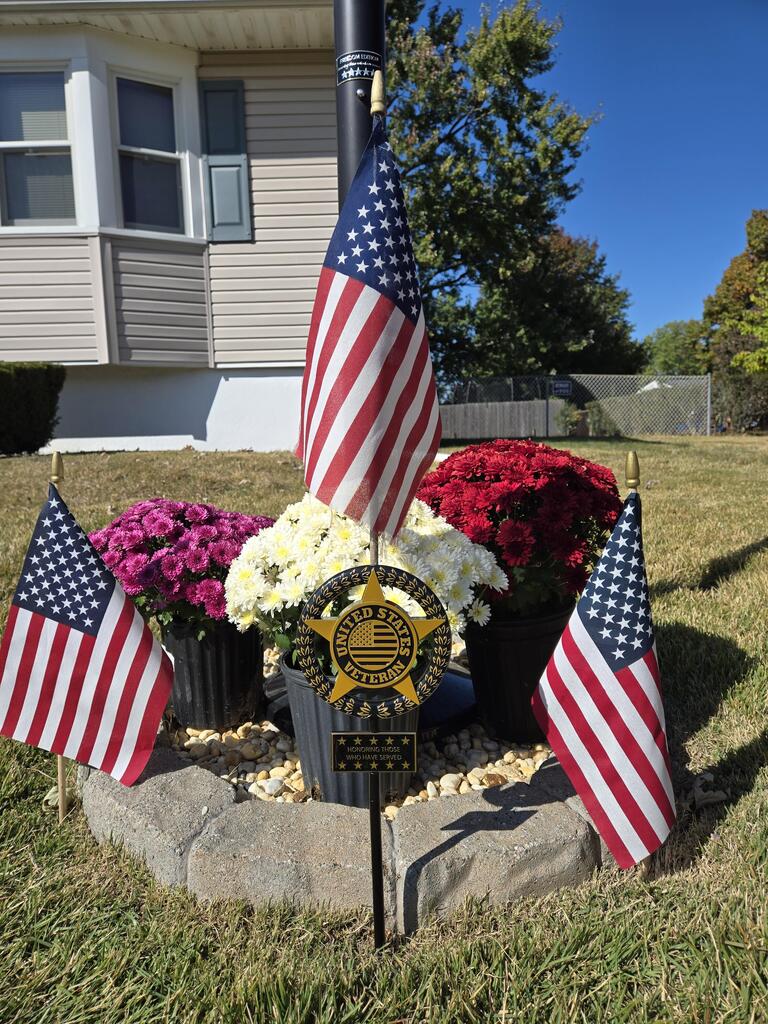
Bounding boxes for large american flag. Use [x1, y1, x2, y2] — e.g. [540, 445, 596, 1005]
[296, 116, 441, 537]
[532, 492, 676, 868]
[0, 485, 173, 786]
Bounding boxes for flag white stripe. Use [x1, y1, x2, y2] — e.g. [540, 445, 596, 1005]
[12, 617, 58, 742]
[37, 629, 84, 750]
[306, 298, 407, 494]
[552, 639, 671, 841]
[538, 667, 649, 862]
[110, 642, 163, 782]
[301, 272, 347, 453]
[88, 603, 146, 766]
[356, 350, 434, 530]
[62, 588, 126, 759]
[626, 656, 676, 810]
[0, 609, 31, 727]
[382, 388, 440, 535]
[569, 613, 674, 816]
[304, 285, 381, 460]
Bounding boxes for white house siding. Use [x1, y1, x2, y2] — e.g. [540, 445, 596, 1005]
[200, 51, 337, 367]
[110, 239, 211, 365]
[0, 235, 100, 363]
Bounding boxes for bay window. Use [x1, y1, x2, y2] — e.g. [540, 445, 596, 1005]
[116, 76, 184, 234]
[0, 71, 76, 226]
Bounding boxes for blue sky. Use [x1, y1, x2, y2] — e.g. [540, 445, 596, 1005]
[450, 0, 768, 340]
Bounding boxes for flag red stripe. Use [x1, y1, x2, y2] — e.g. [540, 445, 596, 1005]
[1, 612, 44, 736]
[532, 685, 634, 868]
[312, 307, 419, 499]
[118, 658, 174, 786]
[297, 265, 335, 459]
[0, 604, 18, 683]
[302, 276, 365, 456]
[374, 366, 439, 532]
[23, 622, 70, 747]
[387, 414, 442, 536]
[562, 629, 676, 827]
[51, 632, 96, 754]
[641, 648, 673, 774]
[75, 598, 134, 764]
[545, 650, 663, 853]
[98, 625, 154, 776]
[304, 293, 396, 473]
[616, 657, 674, 775]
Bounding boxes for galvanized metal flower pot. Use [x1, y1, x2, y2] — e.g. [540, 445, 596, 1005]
[281, 657, 418, 809]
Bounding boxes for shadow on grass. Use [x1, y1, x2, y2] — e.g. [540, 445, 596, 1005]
[653, 621, 762, 873]
[651, 536, 768, 597]
[659, 725, 768, 875]
[657, 621, 753, 788]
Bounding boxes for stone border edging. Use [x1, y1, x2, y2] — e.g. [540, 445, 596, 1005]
[80, 746, 609, 933]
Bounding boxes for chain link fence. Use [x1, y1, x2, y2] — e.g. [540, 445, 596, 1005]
[442, 374, 712, 439]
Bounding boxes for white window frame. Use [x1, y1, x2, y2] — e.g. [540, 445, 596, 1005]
[109, 66, 188, 236]
[0, 61, 77, 228]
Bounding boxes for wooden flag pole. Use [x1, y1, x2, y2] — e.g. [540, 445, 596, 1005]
[626, 449, 653, 880]
[50, 451, 69, 824]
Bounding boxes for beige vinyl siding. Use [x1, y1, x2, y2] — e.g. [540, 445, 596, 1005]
[111, 240, 211, 365]
[201, 51, 337, 366]
[0, 235, 100, 363]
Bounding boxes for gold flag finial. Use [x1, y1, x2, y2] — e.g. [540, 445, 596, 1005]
[51, 450, 64, 488]
[625, 450, 640, 491]
[370, 69, 386, 116]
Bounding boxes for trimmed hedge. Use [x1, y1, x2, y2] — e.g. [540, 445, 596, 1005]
[0, 363, 66, 455]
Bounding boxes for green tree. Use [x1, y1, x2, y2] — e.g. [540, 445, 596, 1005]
[703, 210, 768, 427]
[387, 1, 636, 385]
[642, 319, 708, 375]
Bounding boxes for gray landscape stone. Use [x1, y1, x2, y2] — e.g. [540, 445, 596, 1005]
[392, 778, 598, 933]
[81, 747, 234, 886]
[81, 745, 606, 931]
[187, 799, 396, 926]
[529, 756, 615, 868]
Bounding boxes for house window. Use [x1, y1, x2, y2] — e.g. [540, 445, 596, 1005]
[116, 77, 183, 234]
[0, 71, 76, 226]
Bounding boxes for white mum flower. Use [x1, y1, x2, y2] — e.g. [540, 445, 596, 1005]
[467, 599, 491, 627]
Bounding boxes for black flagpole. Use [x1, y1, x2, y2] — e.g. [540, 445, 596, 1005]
[334, 0, 388, 948]
[333, 0, 386, 206]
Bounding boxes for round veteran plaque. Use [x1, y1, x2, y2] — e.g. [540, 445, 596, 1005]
[295, 565, 451, 718]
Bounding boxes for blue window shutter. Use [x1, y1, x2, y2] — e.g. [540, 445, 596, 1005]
[200, 80, 251, 242]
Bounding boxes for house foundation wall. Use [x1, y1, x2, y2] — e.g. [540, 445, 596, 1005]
[51, 365, 304, 452]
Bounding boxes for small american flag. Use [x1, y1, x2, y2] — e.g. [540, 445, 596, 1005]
[297, 116, 441, 537]
[532, 492, 676, 867]
[0, 485, 173, 786]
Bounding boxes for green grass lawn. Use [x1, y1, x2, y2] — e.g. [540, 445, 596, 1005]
[0, 437, 766, 1023]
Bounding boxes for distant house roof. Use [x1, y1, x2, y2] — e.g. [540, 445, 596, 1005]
[0, 0, 333, 50]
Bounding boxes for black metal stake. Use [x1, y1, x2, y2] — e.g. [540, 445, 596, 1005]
[368, 771, 386, 948]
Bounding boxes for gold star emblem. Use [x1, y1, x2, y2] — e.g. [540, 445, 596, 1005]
[306, 569, 444, 704]
[370, 760, 378, 770]
[339, 761, 347, 769]
[385, 761, 395, 769]
[354, 761, 363, 769]
[338, 737, 346, 746]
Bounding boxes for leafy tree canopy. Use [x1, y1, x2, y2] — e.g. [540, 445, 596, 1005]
[641, 319, 709, 375]
[703, 210, 768, 427]
[386, 0, 640, 387]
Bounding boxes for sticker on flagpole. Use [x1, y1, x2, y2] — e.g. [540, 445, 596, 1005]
[295, 565, 451, 718]
[336, 50, 382, 85]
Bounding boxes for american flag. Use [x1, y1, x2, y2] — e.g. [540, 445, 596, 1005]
[0, 485, 173, 786]
[532, 492, 676, 868]
[296, 116, 441, 537]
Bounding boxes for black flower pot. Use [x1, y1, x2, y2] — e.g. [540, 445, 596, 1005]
[464, 603, 573, 743]
[282, 657, 418, 808]
[163, 619, 264, 731]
